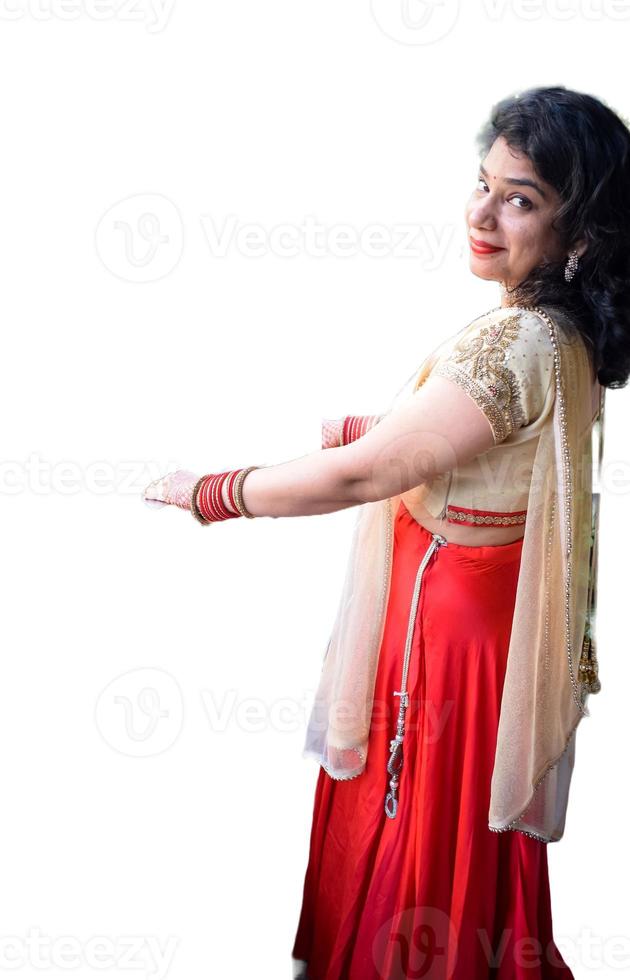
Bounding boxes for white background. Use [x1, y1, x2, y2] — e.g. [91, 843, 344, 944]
[0, 2, 628, 978]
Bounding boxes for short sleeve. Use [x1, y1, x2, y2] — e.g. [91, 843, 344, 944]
[431, 308, 555, 444]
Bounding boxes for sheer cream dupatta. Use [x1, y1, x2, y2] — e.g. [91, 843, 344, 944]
[302, 306, 604, 843]
[301, 332, 460, 781]
[488, 306, 604, 842]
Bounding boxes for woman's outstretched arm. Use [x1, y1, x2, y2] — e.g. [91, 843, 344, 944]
[232, 374, 498, 518]
[143, 375, 498, 520]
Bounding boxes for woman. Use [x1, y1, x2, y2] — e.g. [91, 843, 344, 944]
[143, 86, 630, 978]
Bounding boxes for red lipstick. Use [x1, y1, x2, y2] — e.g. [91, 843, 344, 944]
[470, 236, 504, 254]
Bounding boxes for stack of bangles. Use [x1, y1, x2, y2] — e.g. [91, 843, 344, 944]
[321, 414, 383, 449]
[190, 466, 262, 526]
[190, 416, 382, 525]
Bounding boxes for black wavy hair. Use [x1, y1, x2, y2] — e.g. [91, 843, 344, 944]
[476, 85, 630, 388]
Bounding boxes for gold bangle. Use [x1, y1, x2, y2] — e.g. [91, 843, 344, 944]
[191, 475, 212, 525]
[233, 466, 261, 518]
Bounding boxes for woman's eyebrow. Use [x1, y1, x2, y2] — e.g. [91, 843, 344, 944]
[479, 163, 547, 200]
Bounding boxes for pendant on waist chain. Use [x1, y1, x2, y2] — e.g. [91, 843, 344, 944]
[384, 689, 408, 819]
[384, 531, 448, 819]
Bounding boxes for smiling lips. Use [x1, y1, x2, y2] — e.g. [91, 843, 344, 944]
[470, 236, 505, 254]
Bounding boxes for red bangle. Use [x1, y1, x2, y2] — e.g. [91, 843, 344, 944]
[226, 470, 240, 513]
[193, 467, 262, 523]
[191, 476, 212, 524]
[210, 474, 233, 520]
[196, 473, 240, 523]
[341, 415, 382, 446]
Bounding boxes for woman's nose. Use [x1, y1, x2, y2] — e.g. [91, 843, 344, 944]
[468, 199, 497, 229]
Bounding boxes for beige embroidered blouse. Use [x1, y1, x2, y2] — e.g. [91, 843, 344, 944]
[410, 306, 557, 528]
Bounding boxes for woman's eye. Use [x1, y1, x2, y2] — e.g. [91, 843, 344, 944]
[475, 176, 532, 210]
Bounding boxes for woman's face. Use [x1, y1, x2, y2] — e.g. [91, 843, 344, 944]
[464, 135, 579, 294]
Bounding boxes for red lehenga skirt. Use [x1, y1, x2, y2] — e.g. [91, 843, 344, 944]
[291, 499, 575, 980]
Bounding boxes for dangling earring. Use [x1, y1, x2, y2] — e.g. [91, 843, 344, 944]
[564, 249, 579, 282]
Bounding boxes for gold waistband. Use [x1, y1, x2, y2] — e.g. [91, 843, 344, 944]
[446, 506, 527, 527]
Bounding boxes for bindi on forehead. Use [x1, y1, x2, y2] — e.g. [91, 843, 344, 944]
[479, 163, 548, 201]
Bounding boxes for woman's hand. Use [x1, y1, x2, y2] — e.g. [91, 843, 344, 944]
[322, 418, 344, 449]
[142, 469, 199, 511]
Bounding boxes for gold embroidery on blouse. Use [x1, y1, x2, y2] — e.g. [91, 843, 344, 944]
[433, 312, 527, 443]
